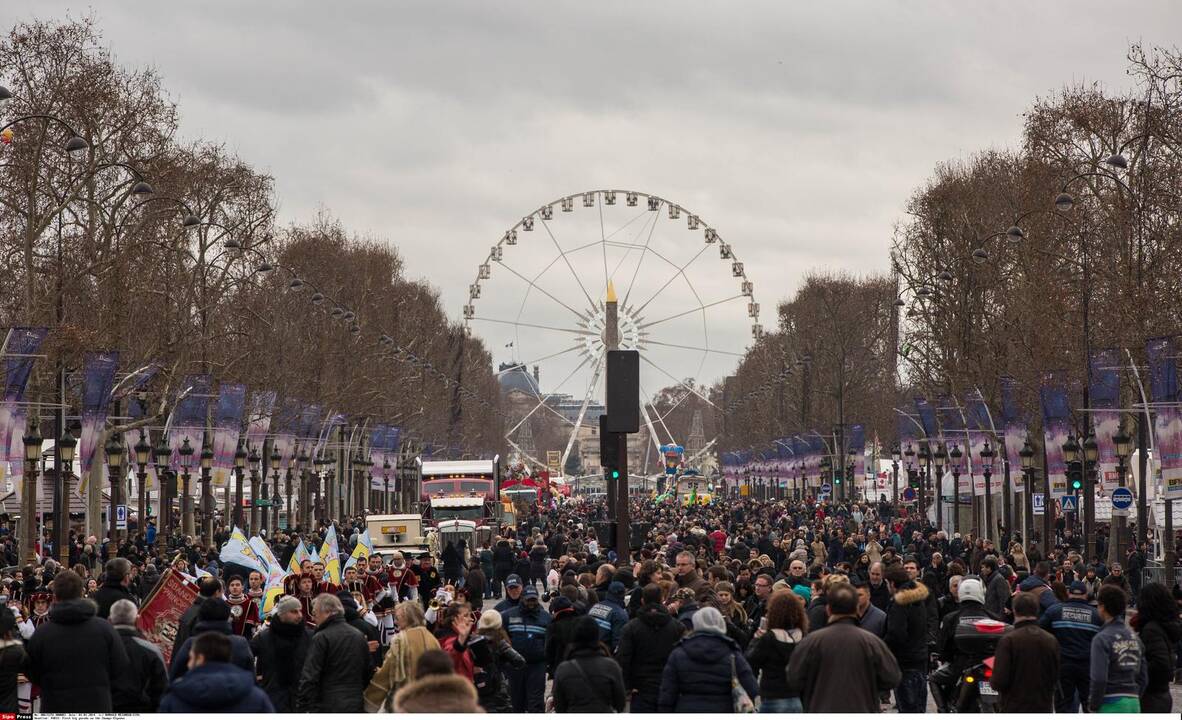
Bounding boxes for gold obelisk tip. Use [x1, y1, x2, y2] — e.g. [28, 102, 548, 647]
[605, 280, 617, 303]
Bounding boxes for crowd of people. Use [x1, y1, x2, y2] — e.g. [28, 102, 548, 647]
[0, 493, 1178, 713]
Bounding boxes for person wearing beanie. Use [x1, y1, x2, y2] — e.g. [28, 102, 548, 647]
[552, 616, 626, 713]
[169, 598, 255, 680]
[252, 595, 313, 712]
[658, 606, 757, 713]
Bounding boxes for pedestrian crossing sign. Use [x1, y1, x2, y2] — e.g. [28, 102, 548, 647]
[1060, 494, 1078, 512]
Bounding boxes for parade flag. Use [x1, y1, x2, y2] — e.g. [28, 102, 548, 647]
[345, 529, 374, 569]
[249, 535, 287, 613]
[1090, 349, 1123, 492]
[288, 540, 311, 575]
[219, 536, 266, 575]
[76, 351, 119, 497]
[323, 525, 341, 584]
[211, 383, 246, 489]
[1147, 337, 1182, 499]
[137, 569, 199, 666]
[1039, 371, 1071, 498]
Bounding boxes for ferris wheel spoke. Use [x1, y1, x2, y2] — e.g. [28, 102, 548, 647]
[633, 243, 711, 316]
[621, 201, 663, 308]
[493, 344, 582, 374]
[495, 260, 587, 320]
[637, 392, 666, 454]
[639, 380, 677, 445]
[638, 294, 745, 330]
[539, 218, 596, 308]
[471, 316, 593, 336]
[599, 199, 610, 294]
[655, 387, 694, 425]
[504, 354, 595, 436]
[559, 355, 604, 472]
[641, 339, 744, 357]
[639, 354, 720, 409]
[607, 210, 659, 285]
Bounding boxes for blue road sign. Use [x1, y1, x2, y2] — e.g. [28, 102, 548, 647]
[1060, 494, 1079, 513]
[1032, 493, 1045, 515]
[820, 482, 832, 495]
[1111, 486, 1133, 511]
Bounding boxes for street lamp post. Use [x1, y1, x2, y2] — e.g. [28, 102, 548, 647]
[179, 437, 195, 538]
[199, 439, 214, 542]
[248, 447, 261, 533]
[233, 440, 247, 531]
[54, 431, 76, 567]
[981, 440, 995, 546]
[1001, 442, 1013, 549]
[947, 443, 961, 535]
[269, 449, 281, 532]
[1062, 434, 1081, 541]
[105, 433, 125, 559]
[296, 447, 309, 532]
[284, 466, 293, 533]
[383, 460, 392, 512]
[1082, 429, 1099, 561]
[313, 455, 328, 526]
[21, 418, 43, 566]
[1109, 424, 1132, 566]
[133, 432, 151, 541]
[1019, 438, 1036, 548]
[933, 442, 947, 532]
[153, 439, 172, 543]
[891, 445, 900, 504]
[918, 444, 931, 524]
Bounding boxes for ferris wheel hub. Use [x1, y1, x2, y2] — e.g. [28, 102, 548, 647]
[579, 301, 642, 361]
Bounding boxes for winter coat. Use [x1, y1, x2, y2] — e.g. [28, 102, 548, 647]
[252, 619, 313, 712]
[990, 618, 1060, 712]
[1038, 599, 1101, 662]
[658, 631, 758, 713]
[1016, 574, 1057, 615]
[588, 586, 629, 651]
[544, 608, 580, 676]
[884, 581, 930, 670]
[786, 617, 901, 713]
[296, 615, 371, 712]
[93, 580, 135, 619]
[983, 571, 1011, 618]
[617, 603, 684, 701]
[492, 542, 516, 574]
[393, 673, 482, 713]
[553, 648, 626, 713]
[746, 627, 802, 700]
[472, 634, 524, 713]
[112, 625, 168, 712]
[0, 639, 27, 712]
[158, 661, 275, 713]
[26, 597, 130, 712]
[169, 619, 255, 679]
[1138, 617, 1182, 701]
[503, 602, 551, 664]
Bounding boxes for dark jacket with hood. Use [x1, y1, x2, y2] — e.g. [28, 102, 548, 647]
[112, 625, 168, 712]
[296, 614, 371, 712]
[93, 579, 135, 619]
[553, 647, 627, 713]
[617, 603, 684, 701]
[252, 618, 313, 711]
[159, 661, 275, 713]
[884, 581, 931, 670]
[544, 597, 579, 676]
[26, 597, 130, 712]
[1016, 574, 1057, 614]
[587, 581, 629, 651]
[658, 631, 758, 713]
[169, 619, 255, 680]
[1138, 615, 1182, 707]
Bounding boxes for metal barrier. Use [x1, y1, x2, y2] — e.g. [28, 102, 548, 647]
[1139, 564, 1182, 589]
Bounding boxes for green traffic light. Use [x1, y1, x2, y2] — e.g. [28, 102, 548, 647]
[611, 470, 620, 479]
[835, 478, 841, 484]
[1072, 480, 1082, 490]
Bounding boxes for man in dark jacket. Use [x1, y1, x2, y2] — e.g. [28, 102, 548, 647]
[503, 585, 551, 712]
[544, 595, 580, 677]
[588, 581, 628, 651]
[492, 539, 516, 597]
[1038, 580, 1101, 712]
[173, 576, 222, 652]
[169, 598, 255, 679]
[338, 591, 379, 678]
[883, 566, 930, 713]
[93, 557, 136, 619]
[991, 591, 1060, 712]
[296, 593, 371, 712]
[980, 557, 1011, 618]
[617, 584, 684, 712]
[788, 583, 901, 712]
[108, 599, 168, 712]
[252, 596, 312, 712]
[159, 632, 275, 712]
[26, 569, 130, 712]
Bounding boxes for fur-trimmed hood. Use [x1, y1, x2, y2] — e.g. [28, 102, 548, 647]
[892, 581, 930, 606]
[393, 674, 483, 713]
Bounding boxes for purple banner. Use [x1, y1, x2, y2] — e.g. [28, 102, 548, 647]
[273, 398, 301, 470]
[937, 395, 972, 496]
[850, 423, 866, 487]
[1147, 337, 1182, 498]
[245, 390, 275, 453]
[0, 327, 48, 481]
[111, 363, 160, 402]
[211, 384, 246, 488]
[1040, 371, 1071, 497]
[1004, 422, 1027, 492]
[1089, 349, 1122, 492]
[169, 375, 211, 497]
[965, 390, 999, 496]
[369, 425, 387, 490]
[78, 352, 119, 477]
[3, 407, 26, 498]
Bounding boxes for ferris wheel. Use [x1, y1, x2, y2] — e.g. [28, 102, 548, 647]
[463, 189, 762, 474]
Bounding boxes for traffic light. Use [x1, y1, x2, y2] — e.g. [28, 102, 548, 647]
[610, 469, 620, 480]
[1072, 478, 1082, 490]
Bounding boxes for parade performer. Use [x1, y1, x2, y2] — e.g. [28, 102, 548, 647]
[384, 552, 419, 602]
[295, 573, 318, 628]
[225, 576, 261, 639]
[27, 591, 52, 630]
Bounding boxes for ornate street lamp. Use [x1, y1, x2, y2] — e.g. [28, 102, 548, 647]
[981, 440, 996, 544]
[200, 438, 214, 541]
[105, 433, 125, 559]
[134, 431, 151, 540]
[179, 437, 195, 537]
[55, 432, 77, 565]
[234, 439, 248, 531]
[248, 445, 262, 533]
[153, 438, 173, 541]
[21, 418, 43, 565]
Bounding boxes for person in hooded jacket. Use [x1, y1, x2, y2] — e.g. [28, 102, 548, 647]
[544, 594, 580, 678]
[108, 599, 168, 713]
[337, 591, 380, 678]
[883, 565, 932, 713]
[617, 583, 685, 713]
[25, 569, 129, 712]
[252, 596, 313, 712]
[169, 598, 255, 679]
[159, 632, 274, 713]
[658, 606, 758, 713]
[588, 580, 629, 651]
[553, 615, 626, 712]
[1132, 581, 1181, 713]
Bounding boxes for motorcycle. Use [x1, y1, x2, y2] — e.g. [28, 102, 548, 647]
[953, 656, 999, 713]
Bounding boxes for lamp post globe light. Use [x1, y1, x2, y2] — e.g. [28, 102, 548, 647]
[296, 446, 309, 532]
[105, 433, 125, 559]
[1109, 423, 1132, 565]
[269, 448, 281, 532]
[1082, 429, 1099, 559]
[21, 418, 43, 566]
[1019, 437, 1036, 546]
[890, 444, 901, 503]
[917, 443, 931, 522]
[55, 431, 77, 566]
[980, 440, 995, 545]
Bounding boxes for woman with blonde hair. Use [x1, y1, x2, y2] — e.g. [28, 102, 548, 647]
[364, 600, 441, 711]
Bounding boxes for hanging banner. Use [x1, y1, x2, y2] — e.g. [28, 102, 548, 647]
[111, 363, 160, 402]
[4, 408, 25, 499]
[272, 398, 302, 471]
[1040, 371, 1071, 498]
[937, 395, 973, 496]
[850, 423, 866, 487]
[245, 390, 276, 453]
[136, 569, 199, 666]
[1147, 337, 1182, 499]
[0, 327, 49, 490]
[75, 351, 120, 497]
[965, 390, 1000, 496]
[1089, 349, 1122, 492]
[1000, 376, 1027, 492]
[211, 384, 246, 489]
[169, 375, 211, 496]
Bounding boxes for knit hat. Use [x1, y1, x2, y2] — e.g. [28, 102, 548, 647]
[477, 611, 502, 631]
[692, 606, 727, 634]
[715, 581, 735, 595]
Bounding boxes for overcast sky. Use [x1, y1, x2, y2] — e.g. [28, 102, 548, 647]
[7, 1, 1181, 392]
